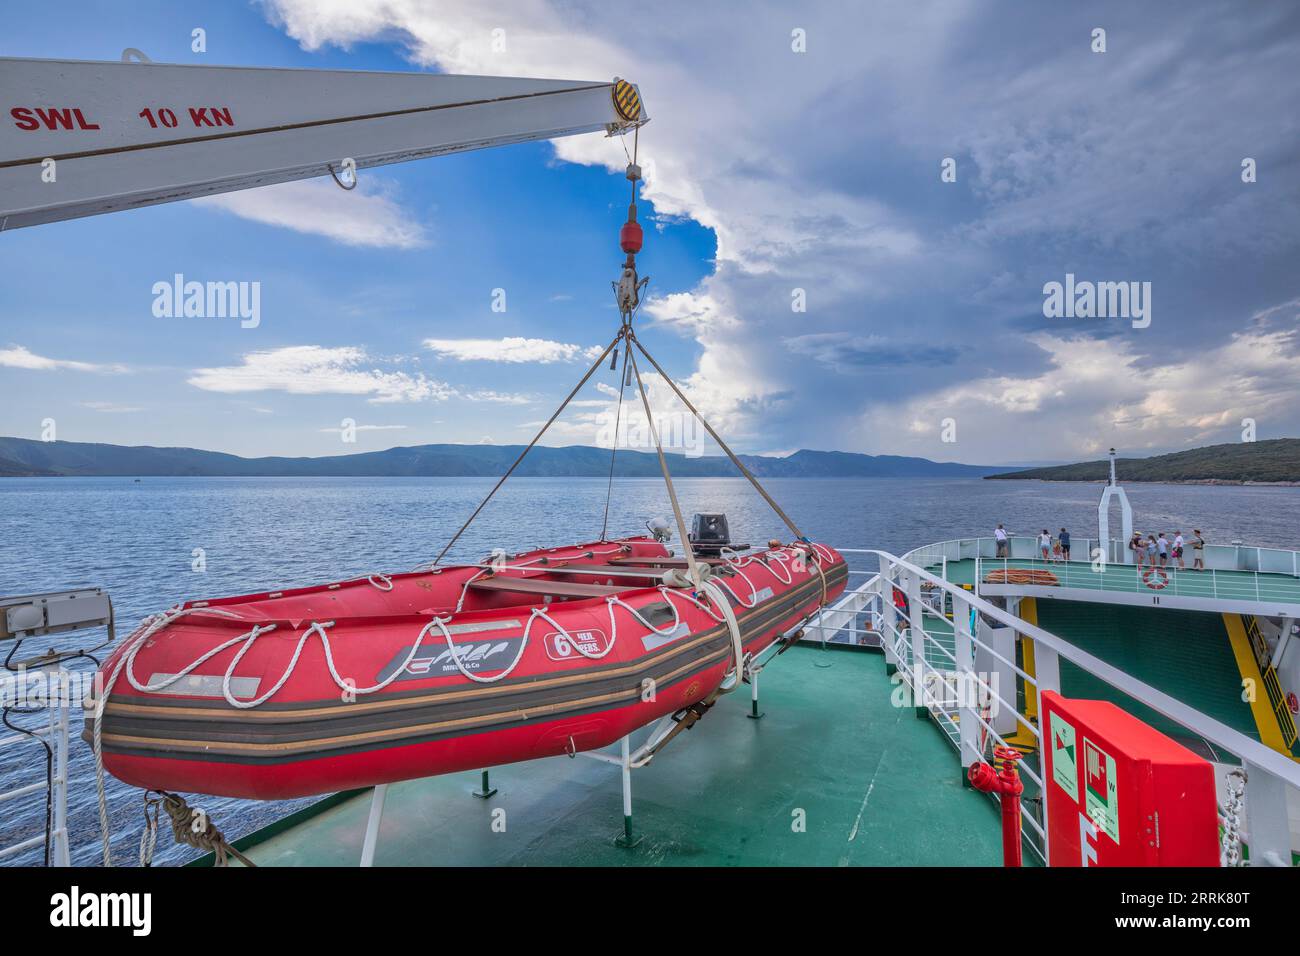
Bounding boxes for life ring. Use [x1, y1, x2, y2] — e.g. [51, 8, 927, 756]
[1142, 568, 1169, 590]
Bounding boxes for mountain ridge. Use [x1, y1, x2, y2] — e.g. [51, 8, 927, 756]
[0, 436, 1003, 479]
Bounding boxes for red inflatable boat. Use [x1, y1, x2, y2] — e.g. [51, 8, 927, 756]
[94, 536, 846, 799]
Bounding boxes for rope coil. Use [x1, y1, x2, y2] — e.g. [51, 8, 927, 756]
[141, 790, 254, 867]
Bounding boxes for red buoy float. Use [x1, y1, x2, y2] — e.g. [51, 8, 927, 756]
[620, 215, 643, 254]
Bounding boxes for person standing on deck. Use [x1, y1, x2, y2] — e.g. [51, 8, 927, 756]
[1059, 528, 1071, 562]
[1172, 531, 1186, 570]
[1156, 533, 1170, 568]
[1130, 531, 1146, 567]
[1192, 530, 1206, 570]
[1147, 535, 1159, 566]
[1039, 529, 1052, 561]
[995, 524, 1009, 558]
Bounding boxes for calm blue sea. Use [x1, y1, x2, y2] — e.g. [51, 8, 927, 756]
[2, 475, 1297, 865]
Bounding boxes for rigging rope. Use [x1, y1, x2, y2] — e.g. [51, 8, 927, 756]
[626, 347, 704, 585]
[629, 334, 808, 543]
[599, 338, 628, 541]
[433, 330, 623, 566]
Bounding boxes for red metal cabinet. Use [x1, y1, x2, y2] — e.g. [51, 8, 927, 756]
[1041, 692, 1219, 866]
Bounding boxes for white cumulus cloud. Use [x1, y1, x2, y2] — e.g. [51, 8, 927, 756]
[0, 345, 130, 373]
[194, 179, 429, 249]
[188, 345, 453, 403]
[423, 337, 605, 364]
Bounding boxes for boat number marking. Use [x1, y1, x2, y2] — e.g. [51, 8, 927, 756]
[544, 628, 611, 662]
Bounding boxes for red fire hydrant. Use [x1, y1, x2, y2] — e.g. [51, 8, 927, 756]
[968, 746, 1025, 867]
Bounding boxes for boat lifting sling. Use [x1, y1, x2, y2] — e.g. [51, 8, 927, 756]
[430, 126, 831, 760]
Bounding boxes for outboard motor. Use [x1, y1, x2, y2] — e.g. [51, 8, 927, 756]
[689, 513, 730, 556]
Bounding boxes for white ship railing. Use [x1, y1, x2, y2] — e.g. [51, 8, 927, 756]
[904, 535, 1300, 577]
[0, 668, 78, 866]
[803, 548, 1300, 866]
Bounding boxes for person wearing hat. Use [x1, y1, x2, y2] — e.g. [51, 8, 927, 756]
[1129, 531, 1145, 567]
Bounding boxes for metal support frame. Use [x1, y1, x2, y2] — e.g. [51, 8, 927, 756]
[954, 608, 980, 784]
[471, 769, 498, 799]
[578, 734, 644, 847]
[1, 58, 647, 230]
[359, 783, 388, 867]
[906, 569, 927, 717]
[0, 668, 75, 866]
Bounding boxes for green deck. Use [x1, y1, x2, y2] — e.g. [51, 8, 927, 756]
[932, 557, 1300, 605]
[238, 645, 1004, 866]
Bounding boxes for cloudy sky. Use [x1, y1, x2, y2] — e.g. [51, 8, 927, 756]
[2, 0, 1298, 465]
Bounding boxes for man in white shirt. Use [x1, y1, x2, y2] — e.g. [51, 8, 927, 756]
[994, 524, 1009, 558]
[1172, 531, 1185, 569]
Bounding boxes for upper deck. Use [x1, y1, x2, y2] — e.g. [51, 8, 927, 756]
[907, 535, 1300, 618]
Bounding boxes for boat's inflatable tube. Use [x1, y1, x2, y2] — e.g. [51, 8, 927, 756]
[93, 536, 846, 799]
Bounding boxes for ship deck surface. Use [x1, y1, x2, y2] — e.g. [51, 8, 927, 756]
[233, 645, 1003, 866]
[934, 557, 1300, 604]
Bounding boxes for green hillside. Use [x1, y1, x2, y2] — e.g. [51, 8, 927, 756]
[987, 438, 1300, 483]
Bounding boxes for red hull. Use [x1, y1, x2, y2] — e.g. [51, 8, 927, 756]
[96, 537, 846, 799]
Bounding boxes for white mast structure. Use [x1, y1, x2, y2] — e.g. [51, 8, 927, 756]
[1097, 447, 1134, 564]
[0, 55, 645, 229]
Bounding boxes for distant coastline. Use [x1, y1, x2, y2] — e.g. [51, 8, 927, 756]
[1002, 477, 1300, 487]
[0, 437, 1004, 480]
[985, 438, 1299, 485]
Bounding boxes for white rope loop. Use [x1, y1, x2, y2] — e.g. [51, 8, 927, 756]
[658, 584, 723, 622]
[757, 551, 794, 584]
[713, 546, 760, 608]
[432, 613, 529, 684]
[606, 593, 683, 652]
[223, 622, 317, 709]
[368, 573, 394, 591]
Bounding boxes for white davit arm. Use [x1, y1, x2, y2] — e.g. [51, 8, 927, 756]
[0, 56, 647, 230]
